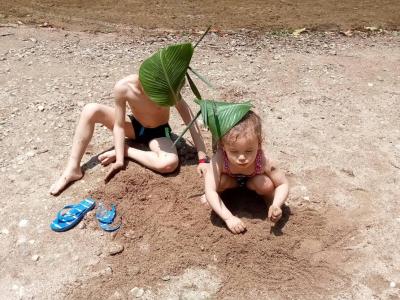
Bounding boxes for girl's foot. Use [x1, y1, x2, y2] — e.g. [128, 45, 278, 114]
[49, 170, 83, 195]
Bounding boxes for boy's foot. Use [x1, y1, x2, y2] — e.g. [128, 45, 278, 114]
[49, 170, 83, 195]
[98, 150, 116, 166]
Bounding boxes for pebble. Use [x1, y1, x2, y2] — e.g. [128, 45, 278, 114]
[38, 105, 45, 111]
[129, 287, 144, 298]
[390, 281, 396, 288]
[101, 266, 113, 276]
[108, 243, 124, 256]
[128, 266, 141, 276]
[161, 275, 170, 281]
[18, 219, 29, 228]
[0, 228, 9, 235]
[31, 255, 40, 262]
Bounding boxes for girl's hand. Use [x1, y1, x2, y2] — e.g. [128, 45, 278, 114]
[225, 216, 246, 234]
[268, 205, 282, 223]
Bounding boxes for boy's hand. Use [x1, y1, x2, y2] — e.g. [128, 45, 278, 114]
[196, 162, 208, 177]
[105, 162, 124, 183]
[225, 216, 246, 234]
[268, 205, 282, 223]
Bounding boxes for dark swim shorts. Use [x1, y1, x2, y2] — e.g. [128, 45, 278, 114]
[128, 115, 172, 143]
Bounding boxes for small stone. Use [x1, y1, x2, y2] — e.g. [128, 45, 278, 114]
[0, 228, 9, 235]
[129, 287, 144, 298]
[38, 105, 45, 111]
[108, 243, 124, 256]
[390, 281, 396, 288]
[161, 275, 170, 281]
[31, 255, 40, 262]
[303, 196, 310, 201]
[18, 219, 29, 227]
[78, 222, 86, 229]
[367, 83, 373, 87]
[26, 151, 35, 158]
[101, 266, 113, 276]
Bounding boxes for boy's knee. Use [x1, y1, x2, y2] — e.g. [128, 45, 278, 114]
[82, 103, 101, 119]
[157, 157, 179, 174]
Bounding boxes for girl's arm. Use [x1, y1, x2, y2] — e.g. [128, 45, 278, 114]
[205, 152, 246, 233]
[263, 153, 289, 222]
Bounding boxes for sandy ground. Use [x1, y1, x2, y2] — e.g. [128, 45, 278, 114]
[1, 0, 400, 32]
[0, 20, 400, 300]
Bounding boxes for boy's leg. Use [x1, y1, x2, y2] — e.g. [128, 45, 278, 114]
[49, 103, 134, 195]
[99, 137, 179, 174]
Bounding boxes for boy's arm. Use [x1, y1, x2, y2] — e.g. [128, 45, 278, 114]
[105, 93, 126, 182]
[175, 97, 207, 160]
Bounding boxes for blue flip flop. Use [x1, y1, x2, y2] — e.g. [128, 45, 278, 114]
[96, 203, 121, 232]
[50, 198, 96, 232]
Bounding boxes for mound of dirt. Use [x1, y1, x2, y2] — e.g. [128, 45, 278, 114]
[64, 153, 355, 299]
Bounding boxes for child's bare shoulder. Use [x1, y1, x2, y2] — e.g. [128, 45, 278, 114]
[261, 149, 276, 173]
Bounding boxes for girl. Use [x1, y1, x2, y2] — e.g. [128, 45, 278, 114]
[204, 111, 289, 234]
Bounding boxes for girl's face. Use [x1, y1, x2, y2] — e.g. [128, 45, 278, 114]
[223, 135, 259, 168]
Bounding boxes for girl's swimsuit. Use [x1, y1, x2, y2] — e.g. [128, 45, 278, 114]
[223, 150, 264, 187]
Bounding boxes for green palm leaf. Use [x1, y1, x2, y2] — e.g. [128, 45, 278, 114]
[195, 99, 253, 140]
[139, 43, 194, 106]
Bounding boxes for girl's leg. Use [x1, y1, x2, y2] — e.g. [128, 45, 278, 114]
[246, 174, 275, 201]
[200, 174, 238, 206]
[49, 103, 134, 195]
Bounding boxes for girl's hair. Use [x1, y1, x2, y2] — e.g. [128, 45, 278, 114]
[221, 111, 263, 146]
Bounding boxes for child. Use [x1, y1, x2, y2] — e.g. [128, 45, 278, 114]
[203, 111, 289, 234]
[50, 74, 208, 195]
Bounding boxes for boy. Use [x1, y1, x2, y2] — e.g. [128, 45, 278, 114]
[50, 74, 208, 195]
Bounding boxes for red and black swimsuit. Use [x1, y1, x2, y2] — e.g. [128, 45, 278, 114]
[223, 150, 264, 187]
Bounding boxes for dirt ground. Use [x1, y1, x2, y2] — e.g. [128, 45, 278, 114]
[1, 2, 400, 300]
[1, 0, 400, 33]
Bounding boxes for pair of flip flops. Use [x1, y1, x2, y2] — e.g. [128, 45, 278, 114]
[50, 198, 121, 232]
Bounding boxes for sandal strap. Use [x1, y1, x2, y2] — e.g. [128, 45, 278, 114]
[57, 205, 78, 223]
